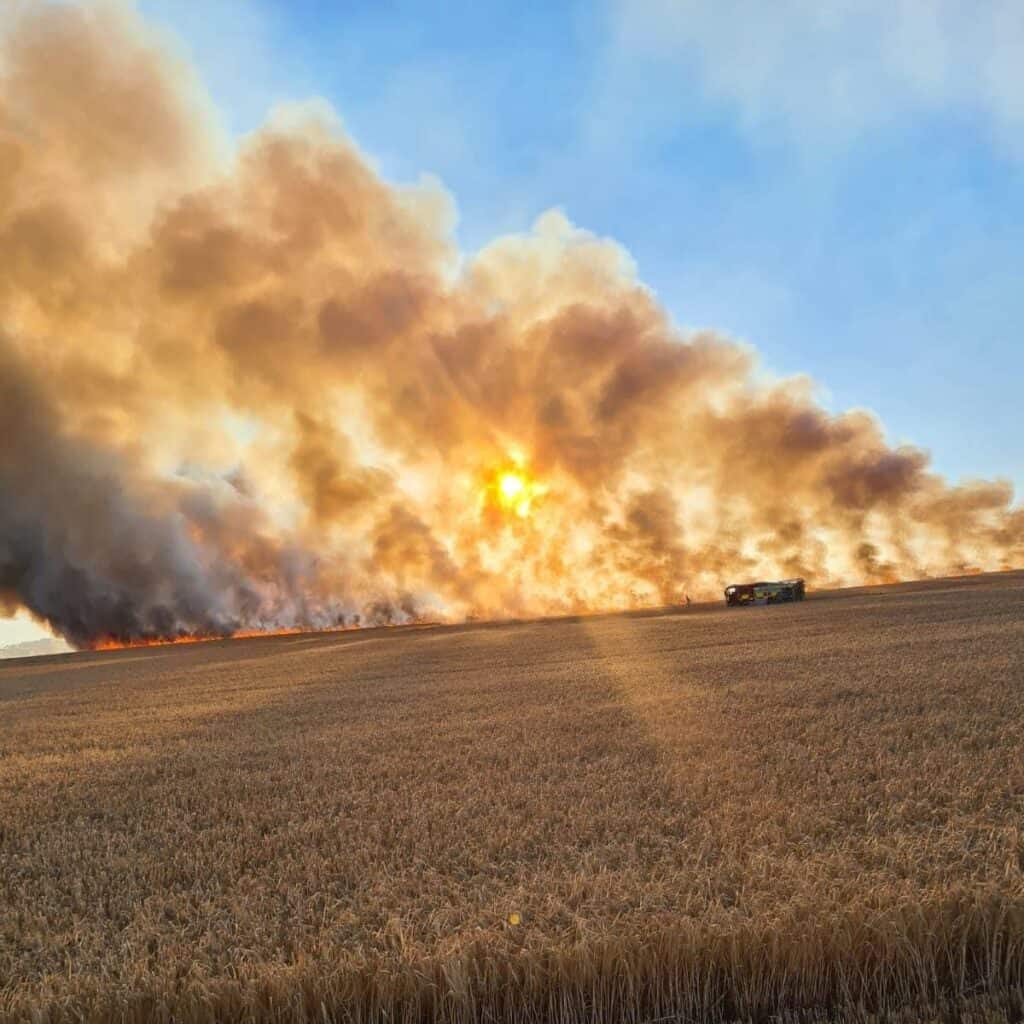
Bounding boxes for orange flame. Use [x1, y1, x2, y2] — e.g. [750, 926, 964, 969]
[89, 626, 334, 652]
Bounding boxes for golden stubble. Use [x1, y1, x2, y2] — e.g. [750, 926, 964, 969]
[1, 573, 1023, 1022]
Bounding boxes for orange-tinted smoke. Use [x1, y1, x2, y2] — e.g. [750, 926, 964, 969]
[0, 1, 1020, 647]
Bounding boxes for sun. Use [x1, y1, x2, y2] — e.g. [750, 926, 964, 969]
[487, 463, 546, 519]
[499, 472, 525, 501]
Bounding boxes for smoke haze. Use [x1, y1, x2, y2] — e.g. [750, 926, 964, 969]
[1, 2, 1021, 648]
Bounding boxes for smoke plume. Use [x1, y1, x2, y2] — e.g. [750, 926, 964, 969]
[1, 2, 1021, 648]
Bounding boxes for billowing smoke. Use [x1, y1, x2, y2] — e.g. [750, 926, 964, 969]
[1, 3, 1021, 648]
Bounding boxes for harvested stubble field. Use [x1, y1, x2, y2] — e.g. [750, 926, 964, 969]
[2, 573, 1024, 1024]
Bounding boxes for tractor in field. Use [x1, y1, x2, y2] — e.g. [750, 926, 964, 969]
[724, 578, 806, 607]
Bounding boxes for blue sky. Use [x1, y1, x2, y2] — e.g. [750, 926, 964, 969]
[3, 0, 1022, 647]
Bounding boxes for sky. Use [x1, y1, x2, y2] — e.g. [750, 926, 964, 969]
[2, 0, 1022, 648]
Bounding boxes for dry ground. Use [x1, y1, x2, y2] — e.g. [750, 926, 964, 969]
[2, 573, 1023, 1023]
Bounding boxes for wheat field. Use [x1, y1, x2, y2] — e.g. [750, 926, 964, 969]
[2, 573, 1023, 1023]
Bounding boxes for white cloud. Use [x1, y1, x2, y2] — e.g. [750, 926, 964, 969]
[610, 0, 1024, 156]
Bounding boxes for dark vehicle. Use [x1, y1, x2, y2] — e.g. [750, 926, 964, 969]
[724, 578, 805, 606]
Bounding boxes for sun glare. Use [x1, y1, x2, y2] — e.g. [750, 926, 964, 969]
[499, 473, 525, 500]
[488, 464, 545, 519]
